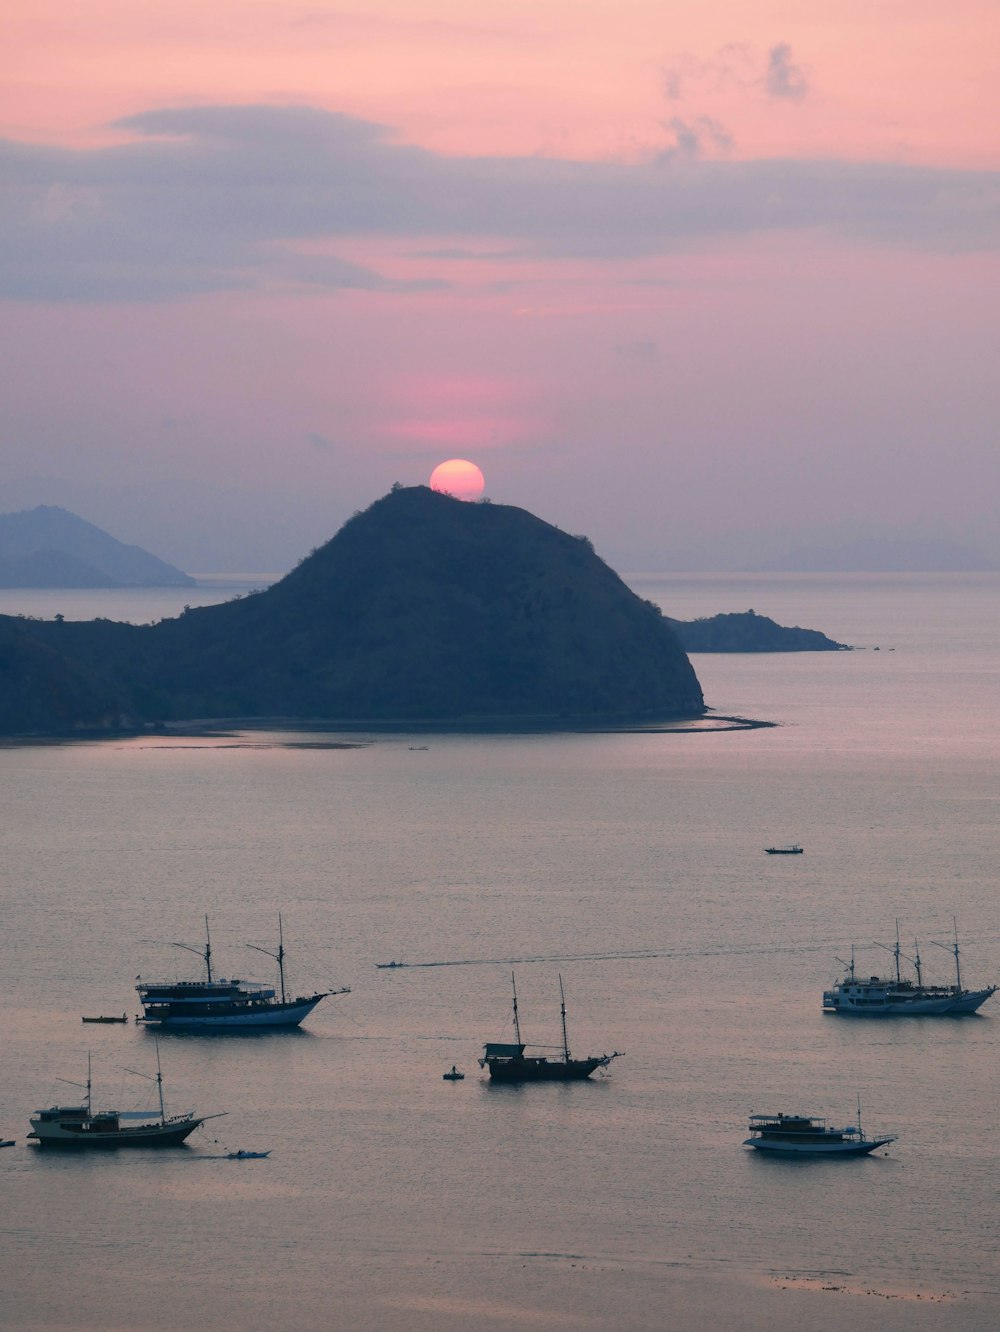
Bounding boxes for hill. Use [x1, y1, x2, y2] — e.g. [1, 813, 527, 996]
[3, 487, 705, 732]
[0, 505, 195, 587]
[0, 617, 126, 733]
[667, 610, 847, 652]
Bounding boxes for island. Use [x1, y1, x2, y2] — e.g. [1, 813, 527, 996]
[1, 487, 706, 735]
[665, 610, 848, 653]
[0, 505, 195, 588]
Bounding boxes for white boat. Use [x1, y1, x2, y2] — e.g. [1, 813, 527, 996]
[823, 919, 996, 1017]
[136, 915, 349, 1029]
[27, 1048, 222, 1150]
[744, 1106, 896, 1157]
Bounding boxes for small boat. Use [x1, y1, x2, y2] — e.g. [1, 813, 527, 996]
[442, 1066, 464, 1081]
[478, 973, 622, 1083]
[745, 1101, 896, 1157]
[823, 919, 997, 1017]
[27, 1046, 224, 1150]
[765, 844, 803, 855]
[82, 1014, 129, 1024]
[0, 1139, 15, 1148]
[376, 960, 405, 969]
[136, 915, 349, 1029]
[226, 1149, 270, 1159]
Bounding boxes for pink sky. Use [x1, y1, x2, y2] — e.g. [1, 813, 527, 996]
[2, 1, 999, 571]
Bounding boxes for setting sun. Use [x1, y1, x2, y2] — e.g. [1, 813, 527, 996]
[429, 459, 486, 501]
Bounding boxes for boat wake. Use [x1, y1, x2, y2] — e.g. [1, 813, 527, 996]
[375, 940, 841, 969]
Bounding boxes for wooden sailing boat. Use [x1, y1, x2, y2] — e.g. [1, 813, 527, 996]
[136, 914, 349, 1029]
[478, 973, 622, 1083]
[27, 1045, 223, 1149]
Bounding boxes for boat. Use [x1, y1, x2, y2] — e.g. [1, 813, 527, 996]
[765, 844, 803, 855]
[744, 1103, 896, 1157]
[823, 919, 997, 1017]
[82, 1013, 128, 1024]
[27, 1047, 223, 1150]
[442, 1065, 464, 1081]
[227, 1149, 270, 1159]
[136, 915, 349, 1029]
[478, 973, 622, 1083]
[376, 960, 405, 970]
[0, 1139, 15, 1148]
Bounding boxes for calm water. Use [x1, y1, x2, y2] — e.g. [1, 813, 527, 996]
[1, 574, 998, 1332]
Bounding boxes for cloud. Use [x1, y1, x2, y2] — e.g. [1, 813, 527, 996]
[658, 116, 734, 161]
[765, 43, 809, 100]
[307, 432, 336, 452]
[1, 102, 998, 301]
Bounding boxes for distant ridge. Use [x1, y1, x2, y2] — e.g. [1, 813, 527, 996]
[3, 487, 705, 732]
[666, 610, 847, 652]
[0, 505, 195, 588]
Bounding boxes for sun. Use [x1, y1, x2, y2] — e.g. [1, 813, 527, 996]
[429, 459, 486, 501]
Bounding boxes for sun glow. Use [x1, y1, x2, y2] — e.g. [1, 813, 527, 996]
[429, 459, 486, 500]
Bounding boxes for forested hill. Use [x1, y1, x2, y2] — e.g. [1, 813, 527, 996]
[4, 487, 706, 733]
[666, 610, 848, 652]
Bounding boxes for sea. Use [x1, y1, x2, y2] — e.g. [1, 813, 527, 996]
[1, 572, 998, 1332]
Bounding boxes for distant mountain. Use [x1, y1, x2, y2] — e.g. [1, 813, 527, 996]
[667, 610, 848, 652]
[2, 487, 705, 733]
[0, 505, 195, 587]
[755, 538, 995, 573]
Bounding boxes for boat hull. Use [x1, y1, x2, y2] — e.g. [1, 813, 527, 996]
[137, 994, 327, 1029]
[823, 985, 996, 1016]
[28, 1117, 204, 1149]
[744, 1137, 892, 1157]
[484, 1056, 607, 1083]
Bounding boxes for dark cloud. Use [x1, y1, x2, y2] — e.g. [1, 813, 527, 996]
[1, 102, 997, 301]
[658, 115, 734, 161]
[766, 44, 808, 100]
[307, 432, 336, 452]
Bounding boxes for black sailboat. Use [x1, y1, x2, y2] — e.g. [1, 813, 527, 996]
[479, 973, 622, 1083]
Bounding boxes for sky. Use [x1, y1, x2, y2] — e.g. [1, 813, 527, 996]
[2, 1, 999, 573]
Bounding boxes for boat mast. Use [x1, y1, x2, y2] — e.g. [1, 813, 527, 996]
[952, 916, 963, 991]
[155, 1040, 165, 1124]
[835, 948, 856, 982]
[912, 938, 923, 987]
[930, 916, 964, 992]
[246, 914, 287, 1004]
[123, 1044, 169, 1125]
[558, 974, 570, 1062]
[894, 919, 901, 984]
[874, 922, 902, 982]
[58, 1055, 93, 1111]
[511, 972, 522, 1045]
[171, 914, 213, 983]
